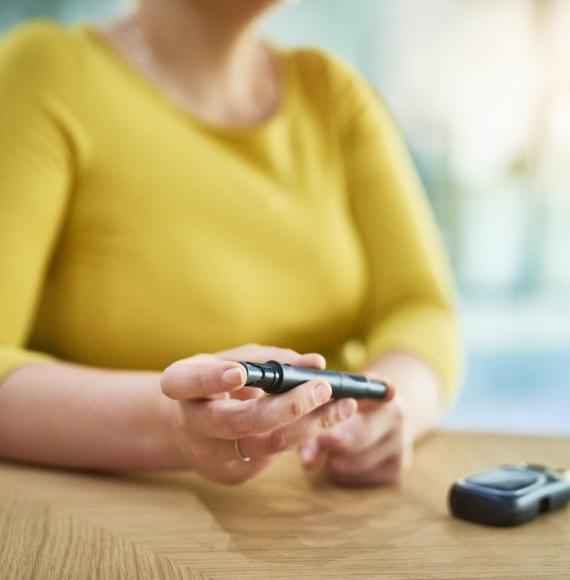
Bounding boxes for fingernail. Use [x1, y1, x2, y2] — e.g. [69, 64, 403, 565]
[339, 398, 357, 419]
[384, 382, 396, 402]
[222, 367, 245, 386]
[314, 382, 331, 404]
[302, 445, 314, 464]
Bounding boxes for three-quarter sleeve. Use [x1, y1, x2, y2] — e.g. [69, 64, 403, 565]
[0, 23, 77, 383]
[328, 55, 463, 400]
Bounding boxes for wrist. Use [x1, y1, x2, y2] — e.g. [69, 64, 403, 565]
[141, 372, 194, 470]
[394, 374, 443, 441]
[363, 351, 444, 441]
[160, 397, 196, 471]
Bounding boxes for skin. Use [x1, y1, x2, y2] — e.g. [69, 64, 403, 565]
[0, 345, 358, 484]
[0, 0, 446, 486]
[99, 0, 286, 128]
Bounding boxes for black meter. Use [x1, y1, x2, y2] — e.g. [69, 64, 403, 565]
[449, 463, 570, 526]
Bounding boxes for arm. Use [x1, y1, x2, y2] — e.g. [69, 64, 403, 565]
[298, 54, 463, 484]
[0, 347, 360, 479]
[349, 87, 461, 443]
[0, 362, 182, 469]
[362, 351, 445, 442]
[344, 85, 462, 407]
[0, 25, 182, 470]
[0, 23, 76, 381]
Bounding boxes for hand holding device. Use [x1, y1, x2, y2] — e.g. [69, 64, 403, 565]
[159, 344, 359, 485]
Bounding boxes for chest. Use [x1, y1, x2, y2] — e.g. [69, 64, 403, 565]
[33, 97, 370, 367]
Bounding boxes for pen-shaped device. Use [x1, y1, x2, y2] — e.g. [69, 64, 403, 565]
[237, 360, 395, 400]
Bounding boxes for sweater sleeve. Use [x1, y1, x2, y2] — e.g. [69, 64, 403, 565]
[0, 22, 77, 383]
[324, 53, 463, 401]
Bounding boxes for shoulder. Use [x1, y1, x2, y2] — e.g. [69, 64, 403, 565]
[287, 47, 389, 131]
[288, 47, 364, 86]
[0, 19, 80, 90]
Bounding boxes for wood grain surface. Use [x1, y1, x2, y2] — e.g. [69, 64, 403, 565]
[1, 432, 569, 580]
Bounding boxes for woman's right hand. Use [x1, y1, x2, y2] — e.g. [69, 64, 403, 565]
[159, 344, 358, 485]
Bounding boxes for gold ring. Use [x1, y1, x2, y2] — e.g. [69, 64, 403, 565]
[234, 439, 252, 463]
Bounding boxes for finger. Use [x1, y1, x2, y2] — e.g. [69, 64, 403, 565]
[185, 379, 333, 439]
[217, 344, 326, 369]
[193, 397, 357, 463]
[318, 396, 404, 454]
[239, 398, 358, 460]
[227, 350, 326, 400]
[327, 451, 413, 487]
[317, 411, 382, 455]
[296, 352, 327, 369]
[327, 429, 402, 475]
[186, 446, 275, 485]
[161, 359, 246, 400]
[230, 385, 266, 401]
[182, 432, 272, 473]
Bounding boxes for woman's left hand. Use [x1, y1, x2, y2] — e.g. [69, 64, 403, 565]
[298, 388, 414, 486]
[299, 353, 445, 486]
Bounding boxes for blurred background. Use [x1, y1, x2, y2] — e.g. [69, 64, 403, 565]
[2, 0, 569, 435]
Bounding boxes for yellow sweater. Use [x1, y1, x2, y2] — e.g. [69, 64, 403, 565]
[0, 20, 462, 397]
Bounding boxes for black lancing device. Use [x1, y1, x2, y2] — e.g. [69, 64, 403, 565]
[236, 360, 395, 400]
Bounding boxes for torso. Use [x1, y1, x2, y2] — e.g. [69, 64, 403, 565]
[25, 22, 370, 372]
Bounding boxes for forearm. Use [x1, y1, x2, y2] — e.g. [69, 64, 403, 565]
[362, 351, 445, 442]
[0, 361, 184, 471]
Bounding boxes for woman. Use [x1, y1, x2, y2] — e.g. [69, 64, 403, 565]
[0, 0, 462, 486]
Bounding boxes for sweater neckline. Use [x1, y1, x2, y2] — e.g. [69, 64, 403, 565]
[73, 22, 295, 138]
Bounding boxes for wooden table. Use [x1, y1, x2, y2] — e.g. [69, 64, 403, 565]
[1, 432, 569, 579]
